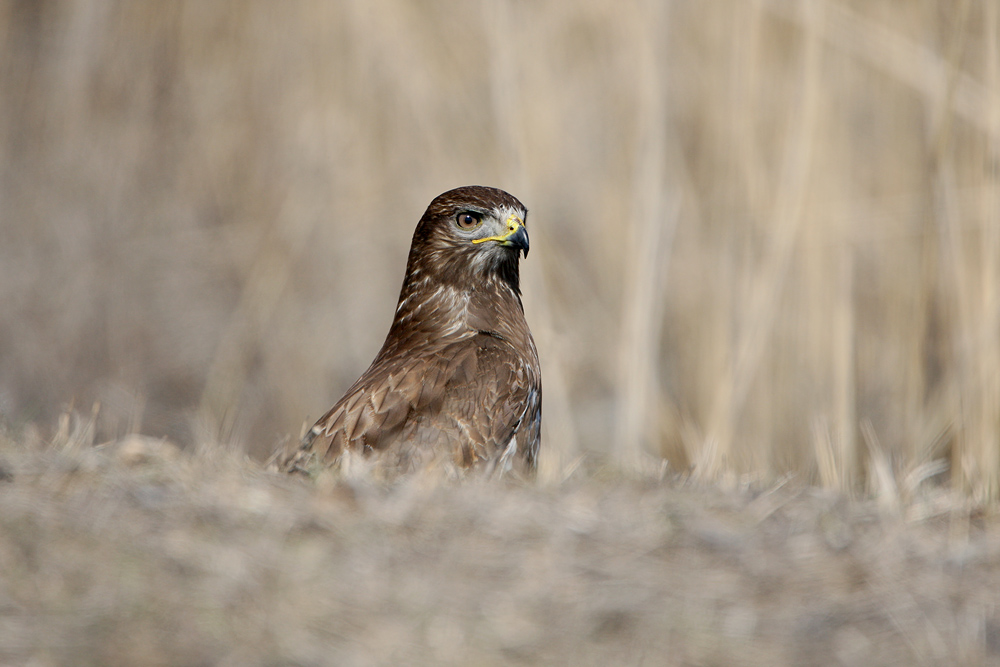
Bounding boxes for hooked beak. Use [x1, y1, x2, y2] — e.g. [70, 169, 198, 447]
[472, 215, 530, 258]
[502, 222, 530, 258]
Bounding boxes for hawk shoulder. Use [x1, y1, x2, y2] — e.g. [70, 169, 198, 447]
[283, 332, 540, 477]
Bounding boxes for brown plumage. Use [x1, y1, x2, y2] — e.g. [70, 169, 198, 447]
[278, 186, 541, 478]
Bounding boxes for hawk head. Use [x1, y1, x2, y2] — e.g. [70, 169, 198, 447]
[404, 185, 529, 297]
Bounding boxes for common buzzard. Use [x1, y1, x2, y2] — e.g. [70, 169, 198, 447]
[278, 186, 541, 478]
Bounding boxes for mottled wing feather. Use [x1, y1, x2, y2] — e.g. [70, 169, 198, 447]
[282, 333, 539, 475]
[397, 334, 540, 472]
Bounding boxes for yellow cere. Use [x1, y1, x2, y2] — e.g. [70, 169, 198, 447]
[472, 214, 523, 244]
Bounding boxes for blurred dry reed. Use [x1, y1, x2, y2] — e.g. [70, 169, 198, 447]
[1, 0, 998, 500]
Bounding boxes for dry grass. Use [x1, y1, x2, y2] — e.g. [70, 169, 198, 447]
[3, 418, 1000, 666]
[2, 2, 1000, 661]
[2, 0, 999, 498]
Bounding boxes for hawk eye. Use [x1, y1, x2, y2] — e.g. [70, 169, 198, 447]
[455, 211, 482, 230]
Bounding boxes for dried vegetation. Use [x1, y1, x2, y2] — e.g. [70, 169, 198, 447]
[2, 1, 1000, 663]
[2, 419, 999, 666]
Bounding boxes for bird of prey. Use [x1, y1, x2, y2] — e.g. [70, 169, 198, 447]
[278, 186, 541, 479]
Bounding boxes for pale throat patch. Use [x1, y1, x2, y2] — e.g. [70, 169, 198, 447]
[433, 285, 472, 335]
[396, 283, 472, 335]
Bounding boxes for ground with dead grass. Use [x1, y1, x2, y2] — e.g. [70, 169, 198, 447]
[3, 4, 1000, 664]
[1, 428, 998, 667]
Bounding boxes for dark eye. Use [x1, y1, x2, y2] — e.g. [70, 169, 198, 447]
[455, 211, 482, 230]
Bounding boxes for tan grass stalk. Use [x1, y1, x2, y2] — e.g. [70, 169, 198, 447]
[926, 0, 1000, 502]
[861, 419, 900, 516]
[198, 216, 310, 446]
[698, 0, 823, 479]
[613, 0, 679, 473]
[764, 0, 1000, 142]
[970, 1, 1000, 502]
[831, 238, 857, 493]
[812, 417, 839, 490]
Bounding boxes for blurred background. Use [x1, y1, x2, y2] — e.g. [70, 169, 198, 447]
[1, 0, 998, 498]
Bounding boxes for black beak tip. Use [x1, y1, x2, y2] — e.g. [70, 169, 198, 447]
[510, 226, 530, 258]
